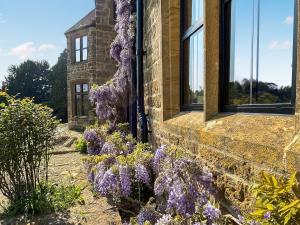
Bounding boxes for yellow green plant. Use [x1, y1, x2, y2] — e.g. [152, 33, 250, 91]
[249, 172, 300, 225]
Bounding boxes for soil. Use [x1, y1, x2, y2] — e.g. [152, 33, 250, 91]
[0, 124, 122, 225]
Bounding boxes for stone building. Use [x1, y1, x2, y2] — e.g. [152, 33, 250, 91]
[65, 0, 116, 129]
[141, 0, 300, 212]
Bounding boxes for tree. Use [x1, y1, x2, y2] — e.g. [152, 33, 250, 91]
[48, 50, 68, 122]
[5, 60, 50, 104]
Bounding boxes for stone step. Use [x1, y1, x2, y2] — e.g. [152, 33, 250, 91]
[63, 137, 78, 147]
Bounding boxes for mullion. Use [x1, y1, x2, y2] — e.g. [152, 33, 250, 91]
[80, 37, 83, 62]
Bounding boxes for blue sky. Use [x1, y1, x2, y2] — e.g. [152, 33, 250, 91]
[232, 0, 294, 87]
[0, 0, 95, 84]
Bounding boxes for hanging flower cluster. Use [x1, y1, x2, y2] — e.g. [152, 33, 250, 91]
[89, 0, 135, 123]
[83, 123, 154, 203]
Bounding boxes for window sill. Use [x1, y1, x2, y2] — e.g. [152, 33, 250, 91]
[159, 111, 299, 172]
[72, 60, 88, 65]
[162, 111, 205, 132]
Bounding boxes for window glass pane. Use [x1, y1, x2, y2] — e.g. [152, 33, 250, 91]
[227, 0, 294, 105]
[76, 84, 81, 93]
[183, 29, 204, 105]
[82, 49, 88, 61]
[76, 94, 82, 116]
[76, 50, 81, 62]
[83, 94, 90, 116]
[255, 0, 294, 104]
[228, 0, 253, 105]
[83, 36, 88, 48]
[184, 0, 203, 30]
[83, 84, 89, 93]
[75, 38, 80, 50]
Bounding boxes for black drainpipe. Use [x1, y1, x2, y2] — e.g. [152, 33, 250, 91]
[136, 0, 148, 143]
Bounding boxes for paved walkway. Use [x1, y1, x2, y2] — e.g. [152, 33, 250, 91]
[0, 125, 122, 225]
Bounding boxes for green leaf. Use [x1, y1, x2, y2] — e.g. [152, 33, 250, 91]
[251, 209, 267, 217]
[266, 204, 275, 211]
[271, 175, 278, 187]
[279, 200, 300, 212]
[284, 211, 292, 225]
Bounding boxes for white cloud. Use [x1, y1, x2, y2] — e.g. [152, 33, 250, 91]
[0, 48, 3, 55]
[38, 44, 55, 51]
[268, 40, 291, 50]
[10, 42, 36, 60]
[10, 42, 56, 60]
[284, 16, 293, 25]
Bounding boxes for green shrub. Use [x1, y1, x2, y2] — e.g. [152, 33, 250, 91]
[3, 182, 84, 218]
[0, 95, 58, 216]
[248, 172, 300, 225]
[75, 138, 88, 154]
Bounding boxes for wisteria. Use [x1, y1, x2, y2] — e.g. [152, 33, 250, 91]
[135, 163, 150, 185]
[154, 214, 172, 225]
[95, 168, 119, 196]
[152, 145, 166, 173]
[202, 202, 221, 223]
[89, 0, 134, 124]
[136, 208, 159, 225]
[119, 165, 132, 197]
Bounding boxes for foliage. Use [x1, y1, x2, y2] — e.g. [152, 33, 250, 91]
[0, 95, 59, 215]
[0, 91, 8, 108]
[2, 182, 84, 218]
[48, 50, 68, 122]
[246, 172, 300, 225]
[75, 137, 88, 154]
[4, 60, 50, 104]
[229, 79, 292, 105]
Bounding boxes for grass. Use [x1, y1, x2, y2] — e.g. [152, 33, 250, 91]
[0, 182, 85, 219]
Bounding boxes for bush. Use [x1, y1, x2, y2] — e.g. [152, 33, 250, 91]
[75, 138, 88, 154]
[0, 95, 58, 215]
[247, 172, 300, 225]
[3, 182, 84, 218]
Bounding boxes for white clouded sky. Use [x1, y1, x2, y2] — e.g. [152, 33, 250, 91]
[0, 0, 95, 85]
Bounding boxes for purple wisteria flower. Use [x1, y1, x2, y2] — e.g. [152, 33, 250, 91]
[136, 208, 159, 225]
[90, 0, 134, 124]
[155, 214, 172, 225]
[135, 164, 150, 185]
[94, 168, 119, 196]
[166, 180, 196, 217]
[153, 145, 167, 173]
[203, 202, 221, 222]
[238, 215, 245, 223]
[101, 142, 117, 154]
[119, 165, 131, 197]
[264, 211, 271, 220]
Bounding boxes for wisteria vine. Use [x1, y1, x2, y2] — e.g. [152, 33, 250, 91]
[89, 0, 135, 123]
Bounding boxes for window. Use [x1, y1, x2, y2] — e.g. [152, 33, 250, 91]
[75, 36, 88, 63]
[75, 83, 90, 116]
[181, 0, 204, 110]
[221, 0, 297, 114]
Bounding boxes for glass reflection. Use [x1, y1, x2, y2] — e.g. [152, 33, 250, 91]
[183, 29, 204, 105]
[184, 0, 203, 30]
[228, 0, 294, 105]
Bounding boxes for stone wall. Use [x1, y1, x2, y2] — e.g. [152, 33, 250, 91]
[95, 0, 117, 84]
[66, 0, 117, 129]
[143, 0, 300, 213]
[66, 27, 97, 129]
